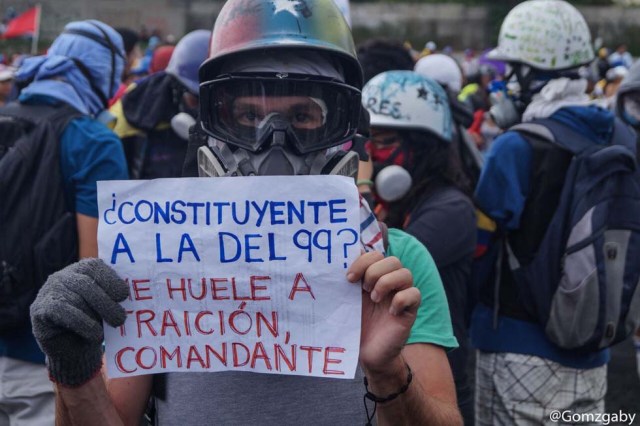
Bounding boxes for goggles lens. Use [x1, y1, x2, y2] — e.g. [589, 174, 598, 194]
[200, 74, 361, 154]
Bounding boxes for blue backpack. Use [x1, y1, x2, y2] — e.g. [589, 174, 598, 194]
[505, 118, 640, 353]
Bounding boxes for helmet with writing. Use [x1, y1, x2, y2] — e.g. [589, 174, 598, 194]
[199, 0, 361, 89]
[362, 70, 452, 143]
[488, 0, 594, 71]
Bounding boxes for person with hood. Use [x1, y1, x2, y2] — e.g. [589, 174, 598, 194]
[110, 29, 210, 179]
[472, 1, 636, 424]
[0, 20, 127, 425]
[361, 71, 477, 425]
[28, 0, 463, 424]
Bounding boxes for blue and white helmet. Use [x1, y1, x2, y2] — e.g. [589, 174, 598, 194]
[362, 70, 452, 143]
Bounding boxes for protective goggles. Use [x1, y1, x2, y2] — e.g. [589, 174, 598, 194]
[200, 73, 361, 154]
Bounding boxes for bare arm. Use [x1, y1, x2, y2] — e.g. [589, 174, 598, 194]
[55, 364, 152, 426]
[348, 252, 462, 426]
[364, 344, 461, 426]
[76, 213, 99, 258]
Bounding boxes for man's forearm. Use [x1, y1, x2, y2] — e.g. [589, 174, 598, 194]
[364, 356, 462, 426]
[55, 373, 124, 426]
[374, 381, 462, 426]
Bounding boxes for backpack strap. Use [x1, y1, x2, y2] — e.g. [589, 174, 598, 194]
[611, 117, 638, 153]
[513, 117, 638, 158]
[510, 122, 555, 144]
[0, 102, 84, 137]
[512, 118, 595, 154]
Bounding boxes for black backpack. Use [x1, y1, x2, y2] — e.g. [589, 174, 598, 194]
[0, 102, 82, 333]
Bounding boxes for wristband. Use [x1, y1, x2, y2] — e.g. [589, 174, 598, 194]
[357, 179, 374, 187]
[363, 363, 413, 425]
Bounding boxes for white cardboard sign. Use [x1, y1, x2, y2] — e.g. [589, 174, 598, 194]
[97, 176, 361, 379]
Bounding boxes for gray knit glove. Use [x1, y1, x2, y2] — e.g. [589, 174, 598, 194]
[30, 258, 129, 386]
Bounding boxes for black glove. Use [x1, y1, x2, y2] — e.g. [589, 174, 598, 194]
[30, 258, 129, 386]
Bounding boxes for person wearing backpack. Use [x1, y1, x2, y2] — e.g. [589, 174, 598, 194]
[471, 1, 640, 424]
[0, 20, 128, 425]
[109, 30, 210, 179]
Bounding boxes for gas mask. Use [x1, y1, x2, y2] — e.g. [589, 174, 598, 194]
[197, 73, 362, 178]
[488, 65, 546, 130]
[196, 135, 359, 177]
[488, 79, 523, 130]
[368, 141, 412, 202]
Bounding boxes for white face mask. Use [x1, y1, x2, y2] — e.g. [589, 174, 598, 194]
[373, 165, 412, 202]
[171, 112, 197, 141]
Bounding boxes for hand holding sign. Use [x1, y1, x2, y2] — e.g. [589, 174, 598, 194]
[347, 251, 420, 374]
[98, 176, 363, 379]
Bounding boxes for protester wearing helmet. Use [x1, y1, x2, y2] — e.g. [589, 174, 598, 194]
[110, 29, 210, 179]
[29, 1, 462, 425]
[472, 1, 631, 424]
[354, 37, 416, 208]
[362, 70, 477, 425]
[0, 20, 128, 425]
[415, 53, 483, 189]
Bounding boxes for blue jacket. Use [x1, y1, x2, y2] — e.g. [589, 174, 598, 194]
[471, 105, 613, 369]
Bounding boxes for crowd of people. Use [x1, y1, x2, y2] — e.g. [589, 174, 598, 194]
[1, 0, 640, 425]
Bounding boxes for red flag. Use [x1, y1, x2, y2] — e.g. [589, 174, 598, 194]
[3, 6, 39, 39]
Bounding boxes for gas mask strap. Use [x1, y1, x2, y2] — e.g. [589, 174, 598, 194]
[380, 145, 404, 167]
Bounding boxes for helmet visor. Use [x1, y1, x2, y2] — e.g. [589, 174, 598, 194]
[200, 74, 361, 154]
